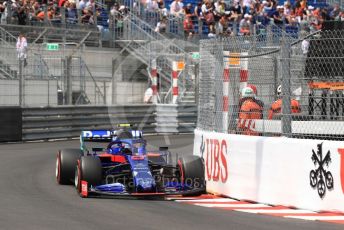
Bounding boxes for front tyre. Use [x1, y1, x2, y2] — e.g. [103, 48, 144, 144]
[75, 156, 102, 197]
[178, 155, 205, 196]
[56, 149, 82, 185]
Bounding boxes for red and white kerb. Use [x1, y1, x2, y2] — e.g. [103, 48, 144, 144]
[151, 59, 158, 104]
[172, 61, 179, 104]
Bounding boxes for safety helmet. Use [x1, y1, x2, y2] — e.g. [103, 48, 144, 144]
[277, 85, 282, 96]
[247, 84, 257, 95]
[241, 87, 255, 98]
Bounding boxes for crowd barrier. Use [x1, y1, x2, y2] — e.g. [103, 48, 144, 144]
[194, 128, 344, 212]
[0, 104, 197, 142]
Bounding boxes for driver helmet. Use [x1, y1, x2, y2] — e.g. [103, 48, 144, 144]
[110, 143, 122, 154]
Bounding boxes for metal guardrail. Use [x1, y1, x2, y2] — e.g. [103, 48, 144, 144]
[21, 104, 197, 141]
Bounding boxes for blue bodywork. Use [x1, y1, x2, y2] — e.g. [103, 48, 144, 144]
[78, 129, 203, 197]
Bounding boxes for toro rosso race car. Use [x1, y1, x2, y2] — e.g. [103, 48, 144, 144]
[56, 127, 205, 198]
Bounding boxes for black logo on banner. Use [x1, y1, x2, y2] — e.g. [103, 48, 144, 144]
[310, 143, 334, 198]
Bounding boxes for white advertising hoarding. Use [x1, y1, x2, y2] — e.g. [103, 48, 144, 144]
[194, 129, 344, 212]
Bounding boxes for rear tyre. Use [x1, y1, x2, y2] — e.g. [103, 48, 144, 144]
[178, 155, 205, 196]
[75, 156, 102, 197]
[56, 149, 82, 185]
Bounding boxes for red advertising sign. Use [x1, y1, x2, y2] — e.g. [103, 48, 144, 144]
[204, 138, 228, 183]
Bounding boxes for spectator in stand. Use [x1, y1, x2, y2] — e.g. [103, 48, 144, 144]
[203, 0, 215, 33]
[170, 0, 183, 16]
[146, 0, 159, 12]
[183, 14, 194, 39]
[78, 0, 86, 10]
[157, 0, 168, 16]
[184, 3, 193, 15]
[155, 15, 167, 33]
[214, 0, 224, 21]
[218, 15, 231, 35]
[239, 13, 251, 35]
[66, 2, 77, 24]
[229, 0, 242, 23]
[194, 2, 203, 19]
[335, 10, 344, 21]
[242, 0, 253, 15]
[16, 32, 28, 67]
[81, 7, 94, 24]
[272, 5, 287, 26]
[0, 2, 5, 23]
[86, 0, 95, 9]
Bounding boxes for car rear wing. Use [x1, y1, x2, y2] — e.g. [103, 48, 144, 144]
[80, 130, 143, 142]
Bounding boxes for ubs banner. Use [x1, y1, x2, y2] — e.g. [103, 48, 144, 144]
[194, 129, 344, 212]
[0, 107, 22, 142]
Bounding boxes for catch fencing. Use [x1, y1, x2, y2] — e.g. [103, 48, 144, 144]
[197, 28, 344, 140]
[0, 25, 150, 106]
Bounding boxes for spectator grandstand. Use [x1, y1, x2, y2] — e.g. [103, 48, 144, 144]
[0, 0, 343, 41]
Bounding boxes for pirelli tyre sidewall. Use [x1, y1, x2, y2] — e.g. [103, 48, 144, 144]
[178, 155, 206, 195]
[75, 156, 102, 197]
[56, 149, 82, 185]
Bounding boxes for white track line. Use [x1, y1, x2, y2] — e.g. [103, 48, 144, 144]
[286, 216, 344, 221]
[194, 203, 270, 208]
[175, 198, 237, 203]
[234, 209, 316, 214]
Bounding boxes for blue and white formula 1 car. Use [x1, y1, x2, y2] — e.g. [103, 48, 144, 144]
[56, 127, 205, 198]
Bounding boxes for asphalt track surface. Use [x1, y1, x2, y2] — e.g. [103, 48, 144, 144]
[0, 134, 342, 230]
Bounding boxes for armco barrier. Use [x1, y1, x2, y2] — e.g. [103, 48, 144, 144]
[21, 104, 196, 141]
[0, 107, 22, 142]
[194, 129, 344, 213]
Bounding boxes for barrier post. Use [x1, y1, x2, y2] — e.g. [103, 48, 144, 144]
[172, 61, 179, 104]
[281, 34, 292, 137]
[223, 51, 230, 132]
[19, 59, 24, 106]
[151, 59, 158, 104]
[240, 52, 248, 91]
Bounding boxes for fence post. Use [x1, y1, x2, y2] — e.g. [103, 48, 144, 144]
[19, 59, 24, 106]
[109, 14, 114, 48]
[214, 39, 224, 132]
[64, 56, 72, 105]
[281, 33, 292, 137]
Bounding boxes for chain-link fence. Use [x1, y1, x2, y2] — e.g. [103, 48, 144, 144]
[197, 27, 344, 140]
[0, 43, 151, 106]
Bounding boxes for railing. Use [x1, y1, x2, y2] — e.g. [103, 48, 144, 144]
[21, 104, 197, 141]
[117, 12, 192, 103]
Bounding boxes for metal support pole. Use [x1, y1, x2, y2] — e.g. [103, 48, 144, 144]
[19, 59, 24, 106]
[64, 56, 72, 105]
[194, 63, 199, 106]
[281, 35, 292, 137]
[109, 15, 114, 48]
[111, 58, 117, 105]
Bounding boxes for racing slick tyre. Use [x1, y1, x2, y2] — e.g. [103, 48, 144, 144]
[178, 155, 205, 196]
[75, 156, 102, 197]
[56, 149, 82, 185]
